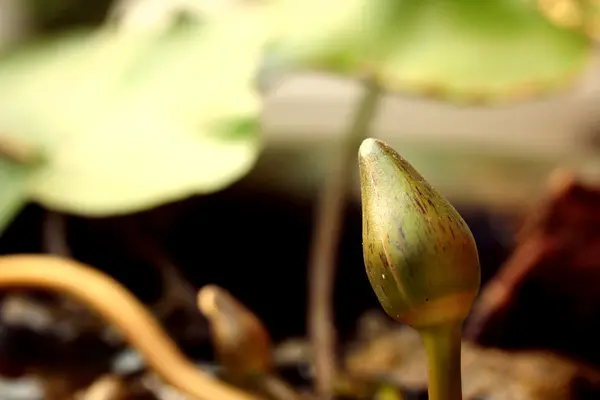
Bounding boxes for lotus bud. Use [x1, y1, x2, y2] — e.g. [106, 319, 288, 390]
[358, 138, 481, 400]
[358, 138, 480, 329]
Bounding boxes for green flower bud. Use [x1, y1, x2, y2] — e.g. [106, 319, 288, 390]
[358, 138, 480, 329]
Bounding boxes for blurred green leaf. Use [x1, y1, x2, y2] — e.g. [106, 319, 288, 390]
[269, 0, 593, 103]
[0, 11, 268, 215]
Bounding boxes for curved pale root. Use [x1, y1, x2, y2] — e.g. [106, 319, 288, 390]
[0, 254, 261, 400]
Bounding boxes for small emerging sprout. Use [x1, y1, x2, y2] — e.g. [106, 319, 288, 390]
[358, 138, 481, 400]
[198, 285, 302, 400]
[198, 285, 272, 382]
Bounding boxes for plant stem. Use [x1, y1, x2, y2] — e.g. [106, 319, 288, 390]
[43, 210, 72, 258]
[308, 80, 382, 399]
[0, 254, 260, 400]
[419, 322, 463, 400]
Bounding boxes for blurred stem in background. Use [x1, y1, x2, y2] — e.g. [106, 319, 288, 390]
[307, 79, 381, 399]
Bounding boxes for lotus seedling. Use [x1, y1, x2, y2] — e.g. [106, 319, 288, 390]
[198, 285, 302, 400]
[358, 138, 481, 400]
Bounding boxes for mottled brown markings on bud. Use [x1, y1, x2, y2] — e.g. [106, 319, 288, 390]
[414, 198, 427, 216]
[378, 248, 391, 271]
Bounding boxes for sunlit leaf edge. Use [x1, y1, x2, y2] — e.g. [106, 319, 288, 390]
[268, 0, 594, 104]
[0, 12, 268, 216]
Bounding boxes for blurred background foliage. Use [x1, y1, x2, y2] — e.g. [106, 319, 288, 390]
[1, 1, 600, 399]
[1, 0, 600, 233]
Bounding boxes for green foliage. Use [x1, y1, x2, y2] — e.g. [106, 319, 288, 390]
[0, 0, 596, 233]
[0, 11, 268, 218]
[268, 0, 593, 103]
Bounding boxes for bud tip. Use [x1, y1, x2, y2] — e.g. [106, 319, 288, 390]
[358, 137, 385, 160]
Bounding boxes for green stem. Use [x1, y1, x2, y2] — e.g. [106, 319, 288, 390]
[308, 80, 382, 400]
[419, 323, 463, 400]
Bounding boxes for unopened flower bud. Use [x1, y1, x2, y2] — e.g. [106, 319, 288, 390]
[358, 138, 480, 329]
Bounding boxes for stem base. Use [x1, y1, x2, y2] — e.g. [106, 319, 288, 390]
[419, 323, 463, 400]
